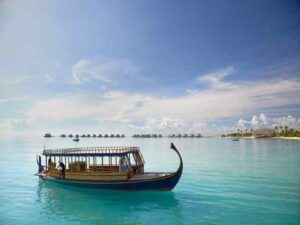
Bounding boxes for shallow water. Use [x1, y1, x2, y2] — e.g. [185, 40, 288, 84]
[0, 136, 299, 225]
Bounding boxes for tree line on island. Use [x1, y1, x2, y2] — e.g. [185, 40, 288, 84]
[133, 134, 202, 138]
[225, 126, 300, 138]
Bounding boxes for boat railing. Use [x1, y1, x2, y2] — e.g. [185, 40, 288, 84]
[43, 146, 141, 156]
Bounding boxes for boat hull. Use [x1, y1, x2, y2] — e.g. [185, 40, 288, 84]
[40, 171, 181, 191]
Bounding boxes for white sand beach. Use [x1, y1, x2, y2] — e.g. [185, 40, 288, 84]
[273, 137, 300, 140]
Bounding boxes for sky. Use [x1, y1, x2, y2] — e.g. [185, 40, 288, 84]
[0, 0, 300, 136]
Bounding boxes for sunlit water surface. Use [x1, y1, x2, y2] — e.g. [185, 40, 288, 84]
[0, 137, 299, 225]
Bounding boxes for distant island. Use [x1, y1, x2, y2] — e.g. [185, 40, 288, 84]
[224, 126, 300, 139]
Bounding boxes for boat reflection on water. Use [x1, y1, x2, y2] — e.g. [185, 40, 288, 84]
[36, 180, 184, 224]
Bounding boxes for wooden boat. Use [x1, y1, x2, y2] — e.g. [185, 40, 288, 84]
[35, 143, 183, 191]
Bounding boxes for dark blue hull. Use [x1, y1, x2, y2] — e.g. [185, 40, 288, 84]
[41, 171, 182, 191]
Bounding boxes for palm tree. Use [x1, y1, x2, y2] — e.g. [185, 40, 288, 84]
[279, 126, 283, 135]
[274, 126, 278, 137]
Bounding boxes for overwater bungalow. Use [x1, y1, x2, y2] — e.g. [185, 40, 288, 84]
[35, 143, 183, 191]
[93, 134, 97, 138]
[133, 134, 140, 138]
[196, 134, 202, 138]
[98, 134, 102, 138]
[104, 134, 109, 138]
[152, 134, 158, 138]
[116, 134, 120, 138]
[60, 134, 66, 138]
[176, 134, 182, 138]
[75, 134, 79, 138]
[81, 134, 86, 138]
[189, 134, 195, 138]
[121, 134, 125, 138]
[183, 134, 188, 138]
[110, 134, 115, 138]
[158, 134, 162, 138]
[87, 134, 91, 138]
[73, 137, 79, 142]
[68, 134, 73, 138]
[44, 133, 52, 138]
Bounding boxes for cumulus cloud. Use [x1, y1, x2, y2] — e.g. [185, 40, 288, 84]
[251, 115, 260, 127]
[272, 115, 300, 129]
[259, 113, 268, 125]
[71, 59, 139, 84]
[237, 119, 247, 129]
[249, 113, 270, 128]
[237, 113, 300, 130]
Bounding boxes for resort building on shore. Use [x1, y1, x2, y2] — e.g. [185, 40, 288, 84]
[252, 128, 274, 138]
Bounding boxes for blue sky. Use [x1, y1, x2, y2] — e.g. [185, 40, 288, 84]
[0, 0, 300, 135]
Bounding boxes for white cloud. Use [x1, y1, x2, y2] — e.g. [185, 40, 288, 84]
[71, 59, 139, 84]
[185, 89, 199, 94]
[197, 66, 238, 89]
[0, 75, 30, 87]
[272, 115, 300, 129]
[0, 96, 29, 104]
[259, 113, 268, 124]
[237, 119, 247, 129]
[237, 114, 300, 130]
[0, 118, 29, 131]
[23, 75, 300, 134]
[249, 113, 269, 128]
[72, 60, 110, 84]
[140, 117, 188, 131]
[251, 115, 260, 127]
[45, 73, 54, 83]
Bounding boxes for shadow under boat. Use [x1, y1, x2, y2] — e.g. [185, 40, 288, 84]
[36, 143, 183, 191]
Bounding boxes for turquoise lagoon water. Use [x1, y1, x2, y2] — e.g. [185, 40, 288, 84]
[0, 136, 299, 225]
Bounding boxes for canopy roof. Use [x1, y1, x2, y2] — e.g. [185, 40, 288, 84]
[43, 146, 142, 157]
